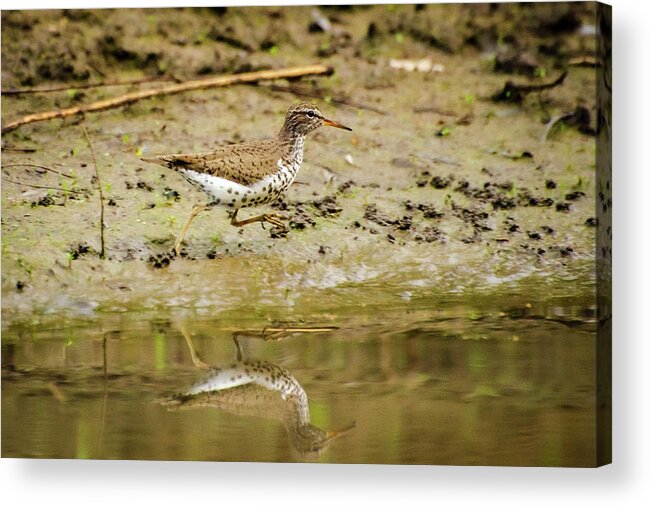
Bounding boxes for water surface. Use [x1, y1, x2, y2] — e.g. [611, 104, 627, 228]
[2, 299, 597, 466]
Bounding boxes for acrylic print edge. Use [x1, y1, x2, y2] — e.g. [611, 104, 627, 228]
[596, 0, 612, 467]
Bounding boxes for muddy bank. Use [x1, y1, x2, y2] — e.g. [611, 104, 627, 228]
[1, 4, 599, 322]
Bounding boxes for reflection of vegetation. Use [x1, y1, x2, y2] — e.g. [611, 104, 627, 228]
[162, 326, 354, 460]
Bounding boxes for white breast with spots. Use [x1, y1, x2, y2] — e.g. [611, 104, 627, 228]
[248, 158, 301, 206]
[185, 361, 307, 403]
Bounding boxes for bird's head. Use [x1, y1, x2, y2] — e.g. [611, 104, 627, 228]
[281, 102, 352, 137]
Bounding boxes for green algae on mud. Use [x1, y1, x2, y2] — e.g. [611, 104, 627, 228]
[1, 4, 598, 322]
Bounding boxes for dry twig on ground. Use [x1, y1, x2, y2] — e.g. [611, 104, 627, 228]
[1, 76, 178, 95]
[261, 83, 387, 115]
[492, 71, 568, 103]
[1, 163, 74, 178]
[82, 126, 106, 260]
[2, 65, 333, 134]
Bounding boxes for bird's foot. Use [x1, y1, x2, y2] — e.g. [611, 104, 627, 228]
[261, 213, 288, 229]
[174, 240, 183, 257]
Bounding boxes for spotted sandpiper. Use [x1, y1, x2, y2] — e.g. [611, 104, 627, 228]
[164, 326, 356, 457]
[141, 102, 351, 255]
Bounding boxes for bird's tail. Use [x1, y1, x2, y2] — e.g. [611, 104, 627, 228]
[140, 156, 166, 166]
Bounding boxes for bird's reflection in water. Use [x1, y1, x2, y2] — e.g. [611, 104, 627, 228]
[162, 325, 355, 460]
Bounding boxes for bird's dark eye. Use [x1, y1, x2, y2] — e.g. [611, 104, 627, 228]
[306, 111, 315, 118]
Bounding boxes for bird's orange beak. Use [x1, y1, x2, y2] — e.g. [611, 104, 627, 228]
[323, 118, 352, 131]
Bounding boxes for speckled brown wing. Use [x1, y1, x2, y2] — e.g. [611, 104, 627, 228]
[141, 139, 287, 186]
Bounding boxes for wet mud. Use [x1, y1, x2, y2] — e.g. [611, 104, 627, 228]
[1, 4, 599, 321]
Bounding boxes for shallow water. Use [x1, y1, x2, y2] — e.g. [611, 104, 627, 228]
[2, 298, 597, 466]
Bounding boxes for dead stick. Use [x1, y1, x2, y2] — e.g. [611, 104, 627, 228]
[2, 163, 73, 178]
[492, 71, 568, 102]
[2, 64, 333, 134]
[1, 76, 178, 95]
[265, 83, 387, 115]
[1, 176, 85, 193]
[509, 71, 568, 94]
[2, 146, 37, 152]
[82, 126, 105, 260]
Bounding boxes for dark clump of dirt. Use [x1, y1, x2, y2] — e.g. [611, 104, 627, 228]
[565, 191, 586, 201]
[125, 180, 154, 191]
[147, 252, 174, 269]
[68, 242, 97, 260]
[337, 180, 356, 194]
[430, 175, 452, 189]
[136, 180, 154, 192]
[504, 217, 520, 233]
[454, 179, 518, 210]
[520, 243, 546, 257]
[403, 200, 444, 219]
[546, 179, 557, 189]
[394, 215, 413, 231]
[559, 246, 574, 257]
[421, 206, 444, 219]
[455, 180, 513, 200]
[553, 245, 574, 258]
[413, 225, 445, 243]
[492, 196, 517, 210]
[585, 217, 598, 227]
[206, 249, 221, 260]
[452, 203, 491, 231]
[269, 226, 289, 239]
[516, 189, 555, 207]
[289, 204, 316, 229]
[556, 202, 572, 212]
[364, 203, 395, 227]
[312, 195, 343, 217]
[363, 202, 447, 244]
[31, 195, 56, 207]
[451, 202, 492, 244]
[271, 197, 318, 230]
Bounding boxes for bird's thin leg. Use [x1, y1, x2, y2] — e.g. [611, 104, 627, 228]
[232, 332, 245, 362]
[178, 324, 211, 371]
[230, 209, 286, 229]
[175, 203, 211, 255]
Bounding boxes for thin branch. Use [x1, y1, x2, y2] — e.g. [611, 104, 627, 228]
[82, 126, 106, 259]
[263, 83, 387, 115]
[568, 56, 598, 67]
[1, 146, 37, 153]
[492, 71, 568, 103]
[96, 331, 109, 457]
[2, 64, 333, 134]
[1, 176, 85, 193]
[1, 76, 177, 95]
[2, 163, 74, 178]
